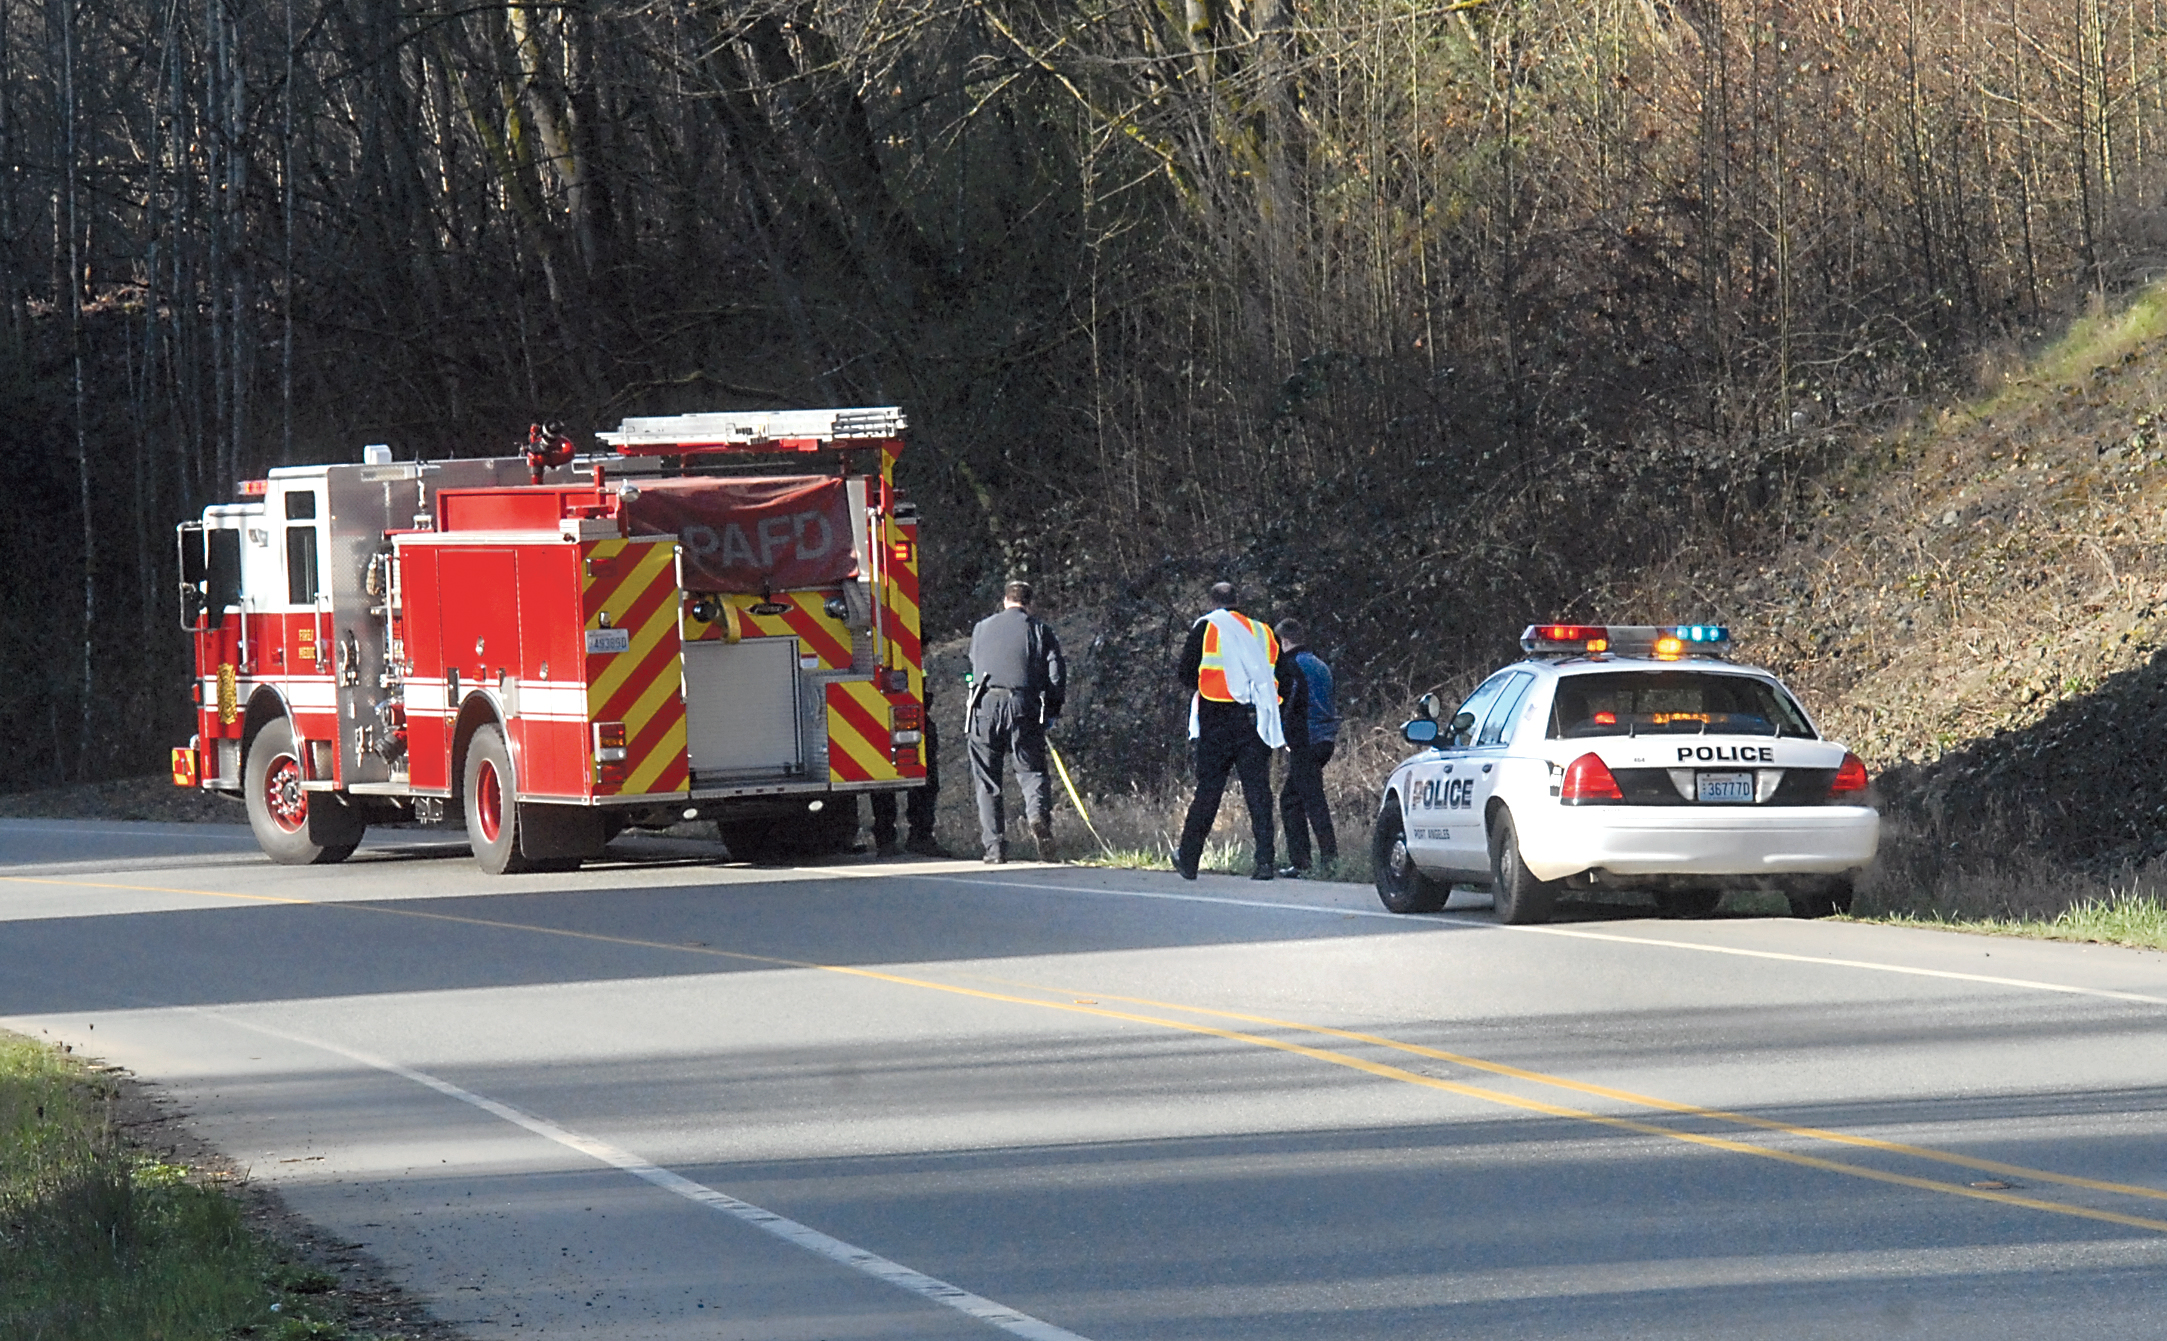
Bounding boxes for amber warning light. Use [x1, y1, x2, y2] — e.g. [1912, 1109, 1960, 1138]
[1522, 623, 1732, 657]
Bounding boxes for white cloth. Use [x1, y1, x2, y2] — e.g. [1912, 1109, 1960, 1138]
[1187, 609, 1286, 749]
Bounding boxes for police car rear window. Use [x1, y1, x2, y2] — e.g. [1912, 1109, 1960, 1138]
[1548, 671, 1815, 739]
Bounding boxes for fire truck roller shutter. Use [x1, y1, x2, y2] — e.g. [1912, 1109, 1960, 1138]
[621, 477, 857, 593]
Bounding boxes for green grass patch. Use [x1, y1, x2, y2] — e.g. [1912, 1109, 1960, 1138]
[1860, 889, 2167, 953]
[2026, 281, 2167, 388]
[0, 1031, 365, 1340]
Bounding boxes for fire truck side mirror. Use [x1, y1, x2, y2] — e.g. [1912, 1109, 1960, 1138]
[176, 525, 243, 631]
[177, 526, 208, 629]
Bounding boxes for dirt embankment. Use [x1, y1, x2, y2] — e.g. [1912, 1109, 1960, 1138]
[0, 774, 242, 824]
[1629, 288, 2167, 904]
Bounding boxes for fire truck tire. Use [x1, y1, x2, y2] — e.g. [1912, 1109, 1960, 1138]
[463, 724, 536, 875]
[244, 717, 361, 865]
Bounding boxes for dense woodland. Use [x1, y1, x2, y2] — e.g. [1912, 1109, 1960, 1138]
[0, 0, 2162, 791]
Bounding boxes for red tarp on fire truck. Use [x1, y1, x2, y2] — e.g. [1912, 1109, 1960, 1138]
[621, 476, 858, 592]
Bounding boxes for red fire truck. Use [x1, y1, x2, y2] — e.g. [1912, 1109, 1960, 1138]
[172, 408, 927, 873]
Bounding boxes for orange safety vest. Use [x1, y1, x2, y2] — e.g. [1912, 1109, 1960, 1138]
[1197, 612, 1281, 702]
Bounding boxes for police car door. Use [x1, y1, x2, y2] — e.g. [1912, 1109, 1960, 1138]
[1408, 671, 1513, 876]
[1446, 671, 1536, 875]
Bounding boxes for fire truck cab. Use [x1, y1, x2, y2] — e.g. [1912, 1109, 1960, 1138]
[173, 408, 928, 873]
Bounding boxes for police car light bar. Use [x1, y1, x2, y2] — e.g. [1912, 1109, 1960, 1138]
[598, 407, 907, 456]
[1520, 624, 1732, 658]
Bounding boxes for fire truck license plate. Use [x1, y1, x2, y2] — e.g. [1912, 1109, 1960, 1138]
[1696, 772, 1754, 803]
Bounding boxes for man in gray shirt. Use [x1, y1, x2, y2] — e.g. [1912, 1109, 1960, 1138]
[967, 580, 1066, 862]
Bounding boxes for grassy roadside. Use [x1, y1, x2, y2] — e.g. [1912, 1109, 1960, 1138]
[0, 1030, 411, 1341]
[1856, 890, 2167, 953]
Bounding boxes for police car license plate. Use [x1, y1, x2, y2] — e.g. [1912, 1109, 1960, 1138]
[1696, 772, 1754, 803]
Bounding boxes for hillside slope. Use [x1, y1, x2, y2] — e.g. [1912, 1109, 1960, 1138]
[1634, 287, 2167, 908]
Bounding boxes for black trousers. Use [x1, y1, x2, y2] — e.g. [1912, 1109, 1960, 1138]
[969, 688, 1050, 855]
[1176, 702, 1275, 875]
[871, 716, 939, 846]
[1279, 738, 1338, 869]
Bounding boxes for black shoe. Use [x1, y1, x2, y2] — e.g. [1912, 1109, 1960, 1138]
[876, 841, 904, 859]
[904, 835, 949, 858]
[1277, 865, 1303, 879]
[1178, 866, 1199, 881]
[1252, 866, 1275, 881]
[983, 848, 1007, 864]
[1031, 821, 1057, 864]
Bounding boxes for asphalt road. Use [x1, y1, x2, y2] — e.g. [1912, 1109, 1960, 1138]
[5, 817, 2167, 1340]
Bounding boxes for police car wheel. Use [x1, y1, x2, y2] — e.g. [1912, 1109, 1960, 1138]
[1787, 876, 1854, 919]
[244, 716, 360, 865]
[1653, 889, 1723, 919]
[463, 724, 535, 875]
[1488, 812, 1557, 926]
[1372, 805, 1446, 914]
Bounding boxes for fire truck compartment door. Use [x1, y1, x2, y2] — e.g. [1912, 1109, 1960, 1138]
[683, 638, 803, 776]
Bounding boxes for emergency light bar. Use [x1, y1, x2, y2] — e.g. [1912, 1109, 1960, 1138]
[598, 407, 907, 456]
[1520, 623, 1732, 658]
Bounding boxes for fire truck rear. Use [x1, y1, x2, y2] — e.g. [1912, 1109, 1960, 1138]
[172, 408, 928, 873]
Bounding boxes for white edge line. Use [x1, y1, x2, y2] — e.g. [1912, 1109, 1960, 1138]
[878, 872, 2167, 1008]
[208, 1013, 1093, 1341]
[1513, 925, 2167, 1007]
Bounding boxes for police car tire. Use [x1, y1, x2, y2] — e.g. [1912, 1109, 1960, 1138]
[1372, 805, 1446, 914]
[464, 724, 535, 875]
[1488, 812, 1558, 926]
[1654, 889, 1723, 919]
[1787, 877, 1855, 919]
[245, 716, 360, 865]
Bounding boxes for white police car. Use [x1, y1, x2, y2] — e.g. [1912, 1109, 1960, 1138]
[1374, 624, 1878, 924]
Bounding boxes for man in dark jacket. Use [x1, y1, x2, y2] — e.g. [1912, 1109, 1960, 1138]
[967, 580, 1065, 862]
[1273, 619, 1339, 874]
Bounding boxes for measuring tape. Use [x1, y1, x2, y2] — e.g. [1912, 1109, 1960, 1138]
[1046, 739, 1113, 856]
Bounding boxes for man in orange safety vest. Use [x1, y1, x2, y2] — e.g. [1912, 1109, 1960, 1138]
[1173, 582, 1303, 880]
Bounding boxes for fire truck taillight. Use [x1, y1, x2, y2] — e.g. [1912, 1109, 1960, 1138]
[238, 479, 269, 497]
[891, 703, 924, 731]
[593, 722, 628, 763]
[889, 541, 913, 565]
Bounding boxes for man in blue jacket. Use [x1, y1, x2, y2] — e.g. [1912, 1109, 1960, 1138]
[1274, 619, 1339, 875]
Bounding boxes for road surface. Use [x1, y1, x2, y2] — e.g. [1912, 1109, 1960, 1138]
[3, 816, 2165, 1339]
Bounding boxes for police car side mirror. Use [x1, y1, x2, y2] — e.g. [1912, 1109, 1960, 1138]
[1402, 718, 1440, 745]
[1451, 711, 1478, 745]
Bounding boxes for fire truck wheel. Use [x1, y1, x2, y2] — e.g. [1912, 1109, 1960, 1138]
[463, 724, 534, 875]
[244, 717, 360, 865]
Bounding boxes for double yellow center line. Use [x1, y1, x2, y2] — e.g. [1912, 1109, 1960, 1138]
[11, 871, 2167, 1235]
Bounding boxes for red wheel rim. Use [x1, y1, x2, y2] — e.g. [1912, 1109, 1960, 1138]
[264, 754, 307, 833]
[476, 759, 504, 844]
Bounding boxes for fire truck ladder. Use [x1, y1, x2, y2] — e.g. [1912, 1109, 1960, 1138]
[598, 407, 906, 454]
